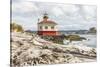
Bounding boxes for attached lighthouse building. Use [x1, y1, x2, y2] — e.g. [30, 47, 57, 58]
[37, 13, 58, 36]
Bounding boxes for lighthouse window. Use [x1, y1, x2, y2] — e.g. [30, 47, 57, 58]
[51, 26, 54, 29]
[45, 26, 48, 29]
[40, 26, 42, 29]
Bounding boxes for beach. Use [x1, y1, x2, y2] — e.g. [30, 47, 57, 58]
[11, 32, 96, 66]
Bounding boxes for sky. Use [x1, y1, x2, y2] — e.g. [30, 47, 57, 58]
[12, 0, 97, 31]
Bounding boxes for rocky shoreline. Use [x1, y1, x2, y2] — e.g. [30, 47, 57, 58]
[11, 32, 96, 67]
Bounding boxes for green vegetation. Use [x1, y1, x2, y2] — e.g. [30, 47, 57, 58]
[65, 35, 86, 42]
[41, 34, 86, 44]
[10, 22, 24, 32]
[41, 36, 64, 44]
[88, 27, 96, 33]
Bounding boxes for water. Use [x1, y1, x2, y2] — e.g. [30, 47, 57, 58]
[79, 34, 97, 48]
[63, 34, 97, 48]
[29, 31, 97, 48]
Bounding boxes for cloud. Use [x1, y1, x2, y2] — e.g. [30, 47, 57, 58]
[12, 1, 97, 31]
[51, 7, 64, 17]
[12, 1, 39, 13]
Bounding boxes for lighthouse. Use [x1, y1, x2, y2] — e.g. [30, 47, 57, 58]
[37, 13, 58, 36]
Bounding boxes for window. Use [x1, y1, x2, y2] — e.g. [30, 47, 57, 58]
[45, 26, 48, 29]
[51, 26, 54, 29]
[40, 26, 42, 29]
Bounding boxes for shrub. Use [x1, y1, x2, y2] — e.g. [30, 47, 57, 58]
[10, 22, 24, 32]
[65, 35, 86, 42]
[41, 34, 86, 44]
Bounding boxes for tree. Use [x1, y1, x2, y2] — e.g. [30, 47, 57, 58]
[10, 22, 24, 32]
[89, 27, 96, 33]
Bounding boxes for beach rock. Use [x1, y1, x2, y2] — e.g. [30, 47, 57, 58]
[11, 32, 96, 66]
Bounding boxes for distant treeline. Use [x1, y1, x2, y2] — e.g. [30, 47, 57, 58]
[11, 22, 96, 34]
[25, 29, 96, 35]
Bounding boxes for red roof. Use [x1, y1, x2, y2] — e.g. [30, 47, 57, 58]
[38, 20, 57, 25]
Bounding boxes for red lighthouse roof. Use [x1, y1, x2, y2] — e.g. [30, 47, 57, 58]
[38, 20, 57, 25]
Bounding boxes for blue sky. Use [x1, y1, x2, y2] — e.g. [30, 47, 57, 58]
[12, 0, 97, 31]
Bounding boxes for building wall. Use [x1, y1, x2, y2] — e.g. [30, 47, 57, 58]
[38, 31, 58, 36]
[38, 24, 58, 31]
